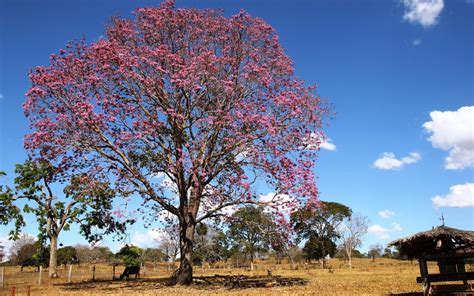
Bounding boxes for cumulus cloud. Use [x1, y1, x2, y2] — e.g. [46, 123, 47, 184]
[379, 209, 395, 219]
[373, 152, 421, 170]
[131, 229, 168, 247]
[368, 223, 402, 240]
[0, 236, 13, 261]
[302, 132, 337, 151]
[402, 0, 444, 28]
[423, 106, 474, 170]
[412, 38, 422, 46]
[432, 183, 474, 208]
[320, 138, 337, 151]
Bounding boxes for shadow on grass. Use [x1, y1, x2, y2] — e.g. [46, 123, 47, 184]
[56, 275, 308, 292]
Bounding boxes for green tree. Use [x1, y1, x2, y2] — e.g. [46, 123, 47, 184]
[303, 235, 337, 262]
[116, 245, 142, 268]
[291, 201, 351, 268]
[57, 246, 79, 266]
[0, 160, 131, 278]
[228, 207, 275, 270]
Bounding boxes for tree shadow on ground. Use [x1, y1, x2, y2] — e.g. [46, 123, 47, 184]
[55, 275, 308, 292]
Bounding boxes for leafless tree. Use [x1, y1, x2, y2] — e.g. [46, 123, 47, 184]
[338, 213, 369, 268]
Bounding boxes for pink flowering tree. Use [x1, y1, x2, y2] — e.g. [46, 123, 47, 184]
[24, 1, 328, 284]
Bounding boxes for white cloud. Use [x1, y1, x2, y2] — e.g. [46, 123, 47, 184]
[368, 223, 402, 240]
[423, 106, 474, 170]
[432, 183, 474, 208]
[402, 0, 444, 28]
[320, 138, 337, 151]
[412, 38, 422, 46]
[131, 229, 167, 247]
[379, 209, 395, 219]
[302, 132, 336, 151]
[373, 152, 421, 170]
[392, 223, 402, 231]
[0, 236, 13, 262]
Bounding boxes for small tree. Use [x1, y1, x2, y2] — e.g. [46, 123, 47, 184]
[0, 160, 129, 277]
[75, 245, 113, 264]
[228, 206, 275, 271]
[116, 245, 142, 268]
[368, 244, 383, 262]
[303, 235, 337, 262]
[57, 246, 79, 266]
[291, 201, 351, 268]
[338, 213, 369, 268]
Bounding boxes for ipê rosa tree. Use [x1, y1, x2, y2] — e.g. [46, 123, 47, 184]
[23, 1, 329, 285]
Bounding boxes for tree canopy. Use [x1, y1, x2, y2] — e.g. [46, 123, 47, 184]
[22, 1, 328, 284]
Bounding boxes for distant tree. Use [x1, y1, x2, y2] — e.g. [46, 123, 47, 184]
[0, 242, 4, 262]
[292, 201, 351, 268]
[303, 235, 336, 262]
[74, 245, 113, 264]
[57, 246, 79, 266]
[0, 160, 130, 278]
[383, 246, 396, 259]
[209, 230, 233, 263]
[228, 206, 275, 270]
[116, 245, 142, 268]
[368, 244, 383, 261]
[142, 248, 166, 269]
[338, 213, 369, 268]
[8, 234, 36, 264]
[158, 218, 180, 269]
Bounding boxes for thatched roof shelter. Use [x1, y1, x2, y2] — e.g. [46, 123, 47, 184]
[389, 225, 474, 259]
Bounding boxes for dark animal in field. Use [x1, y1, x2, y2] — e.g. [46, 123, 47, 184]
[20, 258, 41, 272]
[120, 266, 140, 279]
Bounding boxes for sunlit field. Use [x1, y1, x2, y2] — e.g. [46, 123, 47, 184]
[0, 258, 433, 295]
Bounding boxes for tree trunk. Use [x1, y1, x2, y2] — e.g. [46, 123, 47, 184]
[171, 220, 195, 285]
[49, 235, 58, 278]
[348, 249, 352, 269]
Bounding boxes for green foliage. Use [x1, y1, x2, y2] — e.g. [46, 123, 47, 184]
[227, 206, 276, 262]
[291, 201, 351, 261]
[0, 172, 25, 239]
[303, 235, 337, 261]
[116, 245, 142, 267]
[57, 246, 79, 265]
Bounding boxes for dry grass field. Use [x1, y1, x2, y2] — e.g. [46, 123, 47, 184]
[0, 258, 463, 295]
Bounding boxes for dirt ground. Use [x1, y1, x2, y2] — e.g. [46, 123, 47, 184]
[0, 258, 455, 295]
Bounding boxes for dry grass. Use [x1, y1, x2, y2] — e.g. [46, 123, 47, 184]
[0, 258, 448, 295]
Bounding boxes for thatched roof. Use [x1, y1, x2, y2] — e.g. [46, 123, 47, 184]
[389, 225, 474, 259]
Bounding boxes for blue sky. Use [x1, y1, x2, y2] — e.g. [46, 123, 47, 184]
[0, 0, 473, 254]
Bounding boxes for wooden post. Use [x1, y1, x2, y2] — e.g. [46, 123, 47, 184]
[418, 258, 430, 296]
[9, 286, 15, 296]
[26, 285, 31, 296]
[92, 265, 96, 281]
[112, 265, 116, 280]
[68, 265, 72, 283]
[38, 266, 42, 286]
[1, 266, 4, 288]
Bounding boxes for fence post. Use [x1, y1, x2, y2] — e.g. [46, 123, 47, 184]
[68, 265, 72, 283]
[92, 265, 96, 281]
[27, 285, 31, 296]
[38, 266, 42, 286]
[1, 266, 4, 288]
[9, 286, 15, 296]
[112, 265, 116, 280]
